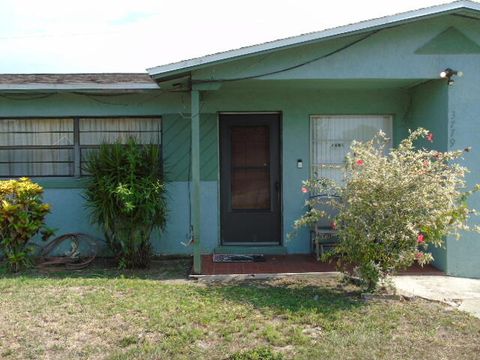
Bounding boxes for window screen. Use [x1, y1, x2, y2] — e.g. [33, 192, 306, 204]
[79, 117, 162, 175]
[0, 118, 74, 177]
[0, 117, 162, 178]
[79, 117, 161, 145]
[310, 115, 392, 182]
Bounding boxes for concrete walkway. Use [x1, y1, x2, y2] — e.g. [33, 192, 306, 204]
[393, 275, 480, 319]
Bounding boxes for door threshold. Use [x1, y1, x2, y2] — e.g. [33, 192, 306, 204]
[222, 242, 280, 246]
[214, 245, 287, 255]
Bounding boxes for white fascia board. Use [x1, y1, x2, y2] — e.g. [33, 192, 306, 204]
[147, 0, 480, 79]
[0, 83, 160, 91]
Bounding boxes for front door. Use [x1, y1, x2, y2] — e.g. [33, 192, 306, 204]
[220, 113, 281, 244]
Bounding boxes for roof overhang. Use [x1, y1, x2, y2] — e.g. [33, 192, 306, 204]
[147, 0, 480, 80]
[0, 73, 160, 92]
[0, 83, 160, 91]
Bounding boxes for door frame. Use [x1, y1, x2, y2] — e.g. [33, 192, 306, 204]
[217, 111, 283, 246]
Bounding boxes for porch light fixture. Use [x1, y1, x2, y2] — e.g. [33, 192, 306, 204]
[440, 68, 463, 85]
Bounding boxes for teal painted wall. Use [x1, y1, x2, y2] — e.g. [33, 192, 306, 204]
[0, 91, 184, 116]
[0, 87, 409, 256]
[192, 15, 478, 82]
[41, 182, 218, 256]
[0, 91, 220, 255]
[189, 13, 480, 275]
[446, 51, 480, 278]
[408, 80, 449, 271]
[1, 13, 479, 277]
[163, 113, 218, 181]
[200, 87, 410, 253]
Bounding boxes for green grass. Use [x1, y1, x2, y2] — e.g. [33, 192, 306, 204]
[0, 260, 479, 359]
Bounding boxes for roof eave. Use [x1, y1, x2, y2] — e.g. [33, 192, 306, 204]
[0, 83, 160, 91]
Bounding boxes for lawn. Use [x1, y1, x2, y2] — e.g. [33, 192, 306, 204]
[0, 259, 479, 360]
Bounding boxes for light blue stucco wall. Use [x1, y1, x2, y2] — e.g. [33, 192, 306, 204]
[191, 15, 478, 82]
[0, 87, 410, 256]
[445, 55, 480, 278]
[42, 181, 218, 255]
[408, 80, 449, 271]
[201, 87, 410, 253]
[189, 13, 480, 274]
[41, 188, 107, 254]
[154, 181, 218, 255]
[1, 13, 479, 277]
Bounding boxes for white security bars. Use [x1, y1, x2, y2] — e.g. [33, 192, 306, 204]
[310, 115, 392, 182]
[0, 117, 161, 177]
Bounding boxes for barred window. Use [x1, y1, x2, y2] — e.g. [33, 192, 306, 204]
[0, 117, 162, 177]
[310, 115, 392, 182]
[78, 117, 162, 175]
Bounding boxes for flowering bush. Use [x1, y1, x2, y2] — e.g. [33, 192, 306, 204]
[0, 178, 54, 272]
[294, 128, 479, 290]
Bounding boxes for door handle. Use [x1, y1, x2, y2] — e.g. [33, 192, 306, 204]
[275, 181, 280, 205]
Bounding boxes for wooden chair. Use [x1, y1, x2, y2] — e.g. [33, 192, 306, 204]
[309, 194, 340, 261]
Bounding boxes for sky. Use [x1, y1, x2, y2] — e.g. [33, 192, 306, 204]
[0, 0, 463, 73]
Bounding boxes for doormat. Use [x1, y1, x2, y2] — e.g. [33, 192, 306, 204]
[213, 254, 266, 263]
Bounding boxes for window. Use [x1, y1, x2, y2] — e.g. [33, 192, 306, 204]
[0, 117, 162, 177]
[0, 118, 75, 177]
[310, 115, 392, 182]
[78, 117, 162, 175]
[230, 126, 270, 210]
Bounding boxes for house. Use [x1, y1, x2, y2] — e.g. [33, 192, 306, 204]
[1, 1, 479, 277]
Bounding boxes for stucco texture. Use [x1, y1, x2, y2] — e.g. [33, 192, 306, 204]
[1, 13, 479, 277]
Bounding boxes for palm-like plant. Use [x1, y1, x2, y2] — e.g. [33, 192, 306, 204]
[83, 138, 167, 268]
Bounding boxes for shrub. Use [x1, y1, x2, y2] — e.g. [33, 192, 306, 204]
[229, 347, 284, 360]
[0, 178, 53, 272]
[294, 128, 478, 291]
[83, 138, 167, 269]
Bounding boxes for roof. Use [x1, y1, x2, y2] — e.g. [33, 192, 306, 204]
[147, 0, 480, 80]
[0, 73, 159, 91]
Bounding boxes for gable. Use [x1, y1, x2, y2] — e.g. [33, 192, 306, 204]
[415, 26, 480, 54]
[187, 15, 480, 83]
[148, 1, 480, 80]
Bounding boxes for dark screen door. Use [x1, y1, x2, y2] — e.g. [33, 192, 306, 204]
[220, 113, 281, 244]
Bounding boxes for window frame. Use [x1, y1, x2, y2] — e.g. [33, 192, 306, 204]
[309, 114, 393, 180]
[0, 115, 163, 179]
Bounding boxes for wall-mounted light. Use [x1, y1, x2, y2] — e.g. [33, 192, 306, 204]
[440, 68, 463, 85]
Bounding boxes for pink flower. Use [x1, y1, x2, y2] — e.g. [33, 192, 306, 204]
[423, 160, 430, 167]
[356, 159, 364, 166]
[415, 252, 424, 260]
[330, 222, 337, 230]
[426, 132, 434, 142]
[417, 234, 425, 243]
[301, 186, 308, 194]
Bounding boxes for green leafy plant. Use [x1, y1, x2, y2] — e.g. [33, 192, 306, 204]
[229, 347, 284, 360]
[294, 128, 479, 291]
[0, 178, 53, 272]
[83, 138, 167, 268]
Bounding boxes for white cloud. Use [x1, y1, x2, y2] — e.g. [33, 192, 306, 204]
[0, 0, 452, 73]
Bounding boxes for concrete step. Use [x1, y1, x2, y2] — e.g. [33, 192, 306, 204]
[213, 245, 288, 255]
